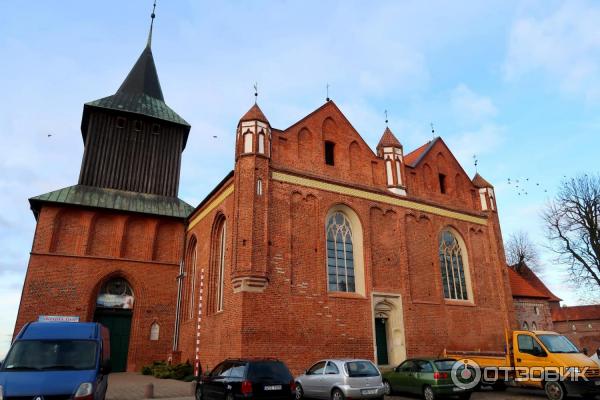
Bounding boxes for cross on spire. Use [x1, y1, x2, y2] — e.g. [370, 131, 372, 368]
[147, 0, 157, 47]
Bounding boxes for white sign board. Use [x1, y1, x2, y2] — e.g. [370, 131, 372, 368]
[38, 315, 80, 323]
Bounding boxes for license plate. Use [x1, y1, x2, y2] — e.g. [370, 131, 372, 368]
[361, 389, 378, 395]
[264, 385, 282, 391]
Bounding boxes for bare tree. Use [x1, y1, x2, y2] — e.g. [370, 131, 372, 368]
[505, 230, 540, 272]
[542, 174, 600, 290]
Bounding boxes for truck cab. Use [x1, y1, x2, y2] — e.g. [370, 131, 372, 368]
[511, 330, 600, 398]
[0, 322, 111, 400]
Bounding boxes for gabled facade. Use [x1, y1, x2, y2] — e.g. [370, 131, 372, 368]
[178, 100, 515, 374]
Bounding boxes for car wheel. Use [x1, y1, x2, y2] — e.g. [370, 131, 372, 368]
[383, 380, 392, 396]
[544, 381, 566, 400]
[423, 385, 436, 400]
[295, 383, 304, 400]
[331, 388, 345, 400]
[195, 385, 203, 400]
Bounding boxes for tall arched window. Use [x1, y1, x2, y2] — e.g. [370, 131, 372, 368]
[439, 230, 470, 301]
[523, 321, 530, 331]
[531, 322, 537, 331]
[216, 221, 226, 312]
[326, 212, 355, 292]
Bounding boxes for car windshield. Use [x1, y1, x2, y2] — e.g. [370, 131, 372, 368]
[2, 340, 98, 371]
[247, 361, 292, 382]
[434, 360, 457, 371]
[345, 361, 380, 377]
[538, 335, 579, 353]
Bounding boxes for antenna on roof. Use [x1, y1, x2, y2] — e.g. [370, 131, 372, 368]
[147, 0, 157, 48]
[384, 110, 389, 126]
[253, 82, 258, 104]
[473, 154, 478, 173]
[326, 83, 330, 102]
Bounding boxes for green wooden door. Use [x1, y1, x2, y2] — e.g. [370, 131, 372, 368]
[95, 310, 132, 372]
[375, 318, 389, 365]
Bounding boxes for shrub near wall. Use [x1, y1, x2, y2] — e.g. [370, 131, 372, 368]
[141, 361, 194, 381]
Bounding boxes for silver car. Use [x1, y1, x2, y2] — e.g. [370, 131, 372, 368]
[295, 359, 385, 400]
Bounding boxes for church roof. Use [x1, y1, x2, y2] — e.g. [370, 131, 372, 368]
[472, 173, 494, 188]
[239, 103, 270, 125]
[404, 138, 439, 167]
[552, 305, 600, 322]
[510, 263, 562, 302]
[377, 127, 402, 149]
[84, 44, 189, 128]
[507, 268, 549, 299]
[29, 185, 193, 219]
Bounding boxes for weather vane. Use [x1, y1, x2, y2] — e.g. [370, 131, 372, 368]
[253, 82, 258, 103]
[147, 0, 157, 47]
[384, 110, 388, 126]
[473, 154, 478, 173]
[430, 122, 435, 138]
[326, 83, 330, 102]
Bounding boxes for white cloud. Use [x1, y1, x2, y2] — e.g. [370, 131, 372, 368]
[504, 1, 600, 101]
[451, 84, 497, 123]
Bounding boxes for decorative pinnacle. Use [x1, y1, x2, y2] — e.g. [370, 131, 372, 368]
[254, 82, 258, 103]
[385, 109, 388, 126]
[326, 83, 330, 102]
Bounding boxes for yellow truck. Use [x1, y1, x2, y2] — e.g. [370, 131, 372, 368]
[445, 330, 600, 400]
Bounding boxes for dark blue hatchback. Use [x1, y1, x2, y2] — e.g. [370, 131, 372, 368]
[0, 322, 111, 400]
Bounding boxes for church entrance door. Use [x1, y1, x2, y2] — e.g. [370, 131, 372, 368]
[94, 278, 135, 372]
[375, 317, 389, 365]
[95, 309, 132, 372]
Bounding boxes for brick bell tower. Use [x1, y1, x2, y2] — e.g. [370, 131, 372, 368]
[16, 7, 193, 372]
[231, 103, 271, 292]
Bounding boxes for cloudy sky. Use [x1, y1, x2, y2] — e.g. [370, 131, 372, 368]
[1, 0, 599, 356]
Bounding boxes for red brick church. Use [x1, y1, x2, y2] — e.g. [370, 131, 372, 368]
[14, 17, 517, 374]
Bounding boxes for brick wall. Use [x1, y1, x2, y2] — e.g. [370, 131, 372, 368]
[177, 101, 514, 375]
[554, 320, 600, 353]
[15, 205, 184, 371]
[513, 298, 554, 331]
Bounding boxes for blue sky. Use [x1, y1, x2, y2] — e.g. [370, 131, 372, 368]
[0, 0, 598, 357]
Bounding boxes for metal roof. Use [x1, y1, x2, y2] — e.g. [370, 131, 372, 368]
[30, 185, 193, 219]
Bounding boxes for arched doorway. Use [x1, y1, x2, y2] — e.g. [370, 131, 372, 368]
[93, 278, 134, 372]
[373, 295, 406, 366]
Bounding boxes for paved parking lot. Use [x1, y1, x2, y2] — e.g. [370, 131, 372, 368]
[388, 387, 548, 399]
[106, 374, 595, 400]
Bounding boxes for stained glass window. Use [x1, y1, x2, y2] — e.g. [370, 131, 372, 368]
[326, 212, 355, 292]
[439, 230, 468, 300]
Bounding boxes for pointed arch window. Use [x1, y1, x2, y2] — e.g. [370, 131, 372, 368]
[216, 221, 226, 312]
[243, 130, 253, 153]
[258, 131, 265, 154]
[439, 230, 470, 301]
[326, 212, 355, 292]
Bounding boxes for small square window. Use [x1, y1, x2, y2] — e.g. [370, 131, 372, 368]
[116, 117, 126, 129]
[325, 141, 335, 166]
[438, 173, 447, 194]
[152, 123, 161, 135]
[134, 120, 143, 131]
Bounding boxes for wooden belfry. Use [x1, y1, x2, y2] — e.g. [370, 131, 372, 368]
[79, 0, 190, 197]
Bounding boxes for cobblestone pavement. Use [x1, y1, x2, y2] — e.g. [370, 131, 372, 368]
[106, 373, 195, 400]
